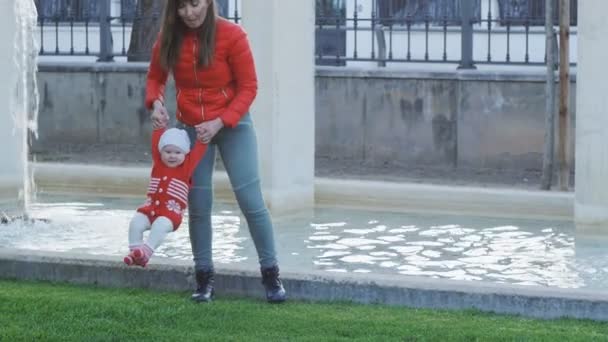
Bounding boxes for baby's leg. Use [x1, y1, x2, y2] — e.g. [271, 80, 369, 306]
[146, 216, 174, 250]
[128, 212, 151, 248]
[132, 216, 173, 267]
[125, 213, 151, 265]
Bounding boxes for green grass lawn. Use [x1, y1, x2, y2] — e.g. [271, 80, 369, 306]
[1, 280, 607, 341]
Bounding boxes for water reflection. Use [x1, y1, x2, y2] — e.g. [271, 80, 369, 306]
[305, 217, 605, 289]
[0, 199, 248, 265]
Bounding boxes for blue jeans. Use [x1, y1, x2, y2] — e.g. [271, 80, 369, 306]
[184, 114, 278, 271]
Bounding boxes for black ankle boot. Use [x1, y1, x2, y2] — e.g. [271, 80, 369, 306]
[261, 265, 286, 303]
[192, 269, 214, 303]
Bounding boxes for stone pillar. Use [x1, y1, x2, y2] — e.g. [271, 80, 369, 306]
[241, 0, 315, 214]
[575, 1, 608, 227]
[0, 1, 35, 211]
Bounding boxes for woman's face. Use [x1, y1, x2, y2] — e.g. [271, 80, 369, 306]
[177, 0, 211, 29]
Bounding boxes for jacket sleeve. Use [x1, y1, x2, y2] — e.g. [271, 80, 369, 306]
[151, 127, 165, 165]
[145, 36, 168, 110]
[221, 27, 258, 128]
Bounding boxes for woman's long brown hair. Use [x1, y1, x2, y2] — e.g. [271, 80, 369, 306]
[158, 0, 217, 71]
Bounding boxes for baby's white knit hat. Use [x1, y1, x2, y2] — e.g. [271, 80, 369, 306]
[158, 128, 191, 154]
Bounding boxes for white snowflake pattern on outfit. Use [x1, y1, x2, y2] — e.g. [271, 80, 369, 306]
[166, 199, 182, 214]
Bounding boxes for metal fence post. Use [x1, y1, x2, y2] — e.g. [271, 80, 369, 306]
[458, 0, 476, 69]
[375, 25, 386, 67]
[98, 0, 114, 62]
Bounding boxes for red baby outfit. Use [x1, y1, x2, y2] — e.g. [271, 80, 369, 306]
[137, 128, 207, 230]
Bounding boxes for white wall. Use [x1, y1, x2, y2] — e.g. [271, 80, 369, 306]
[575, 0, 608, 227]
[242, 0, 315, 213]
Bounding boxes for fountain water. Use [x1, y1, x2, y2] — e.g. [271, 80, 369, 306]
[0, 0, 39, 218]
[3, 194, 605, 290]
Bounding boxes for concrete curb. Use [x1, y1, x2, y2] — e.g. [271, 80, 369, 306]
[1, 248, 607, 321]
[32, 162, 574, 220]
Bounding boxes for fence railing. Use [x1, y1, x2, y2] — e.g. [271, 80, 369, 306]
[36, 0, 577, 68]
[36, 0, 240, 60]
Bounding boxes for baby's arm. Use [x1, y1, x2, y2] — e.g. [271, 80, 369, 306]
[151, 127, 166, 164]
[186, 140, 208, 174]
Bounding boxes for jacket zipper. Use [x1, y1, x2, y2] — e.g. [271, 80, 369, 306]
[193, 37, 204, 121]
[221, 88, 228, 99]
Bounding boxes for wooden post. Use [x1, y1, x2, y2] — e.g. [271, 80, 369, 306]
[541, 0, 556, 190]
[558, 0, 570, 191]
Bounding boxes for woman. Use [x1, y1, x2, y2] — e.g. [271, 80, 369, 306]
[145, 0, 286, 303]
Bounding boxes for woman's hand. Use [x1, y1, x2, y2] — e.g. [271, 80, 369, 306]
[195, 118, 224, 144]
[151, 100, 169, 129]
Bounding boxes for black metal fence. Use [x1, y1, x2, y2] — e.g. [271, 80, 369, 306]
[35, 0, 238, 60]
[36, 0, 577, 67]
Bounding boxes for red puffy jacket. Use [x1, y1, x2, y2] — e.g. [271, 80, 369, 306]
[145, 18, 257, 128]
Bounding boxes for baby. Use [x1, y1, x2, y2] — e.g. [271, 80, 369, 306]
[124, 126, 207, 267]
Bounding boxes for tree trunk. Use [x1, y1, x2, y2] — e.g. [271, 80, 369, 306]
[127, 0, 163, 61]
[558, 0, 570, 191]
[541, 0, 556, 190]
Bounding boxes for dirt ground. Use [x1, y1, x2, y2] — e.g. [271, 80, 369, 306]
[29, 142, 574, 192]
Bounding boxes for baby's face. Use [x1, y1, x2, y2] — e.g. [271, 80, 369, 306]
[160, 145, 186, 168]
